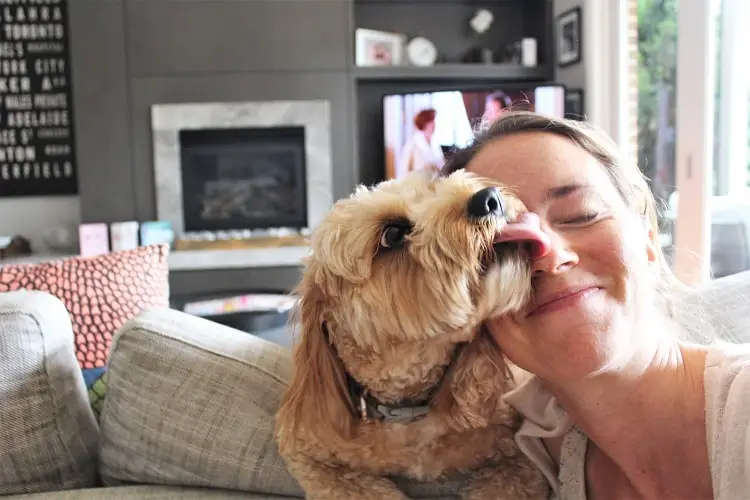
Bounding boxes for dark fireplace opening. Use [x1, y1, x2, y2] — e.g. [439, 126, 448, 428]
[179, 126, 308, 233]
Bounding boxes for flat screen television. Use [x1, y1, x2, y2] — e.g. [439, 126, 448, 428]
[383, 85, 566, 180]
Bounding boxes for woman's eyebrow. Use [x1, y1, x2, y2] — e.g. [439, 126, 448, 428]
[543, 183, 594, 201]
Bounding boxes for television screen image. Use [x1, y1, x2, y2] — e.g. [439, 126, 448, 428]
[383, 85, 565, 180]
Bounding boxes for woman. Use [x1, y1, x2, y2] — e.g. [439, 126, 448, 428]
[481, 90, 513, 125]
[442, 111, 750, 499]
[399, 108, 445, 176]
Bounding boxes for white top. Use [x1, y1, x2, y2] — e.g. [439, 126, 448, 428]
[398, 132, 445, 177]
[502, 341, 750, 499]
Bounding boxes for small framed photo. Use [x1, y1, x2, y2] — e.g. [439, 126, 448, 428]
[556, 7, 582, 67]
[564, 88, 585, 120]
[355, 28, 405, 67]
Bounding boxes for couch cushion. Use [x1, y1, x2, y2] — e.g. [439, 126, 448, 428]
[0, 291, 99, 495]
[99, 308, 462, 498]
[98, 309, 302, 496]
[9, 485, 290, 499]
[677, 270, 750, 344]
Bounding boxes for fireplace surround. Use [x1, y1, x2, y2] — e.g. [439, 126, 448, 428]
[150, 100, 333, 268]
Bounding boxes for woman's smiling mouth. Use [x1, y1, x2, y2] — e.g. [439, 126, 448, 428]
[526, 286, 603, 317]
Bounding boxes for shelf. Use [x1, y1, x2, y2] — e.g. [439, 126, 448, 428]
[355, 1, 522, 4]
[168, 247, 310, 271]
[353, 64, 550, 81]
[0, 247, 311, 271]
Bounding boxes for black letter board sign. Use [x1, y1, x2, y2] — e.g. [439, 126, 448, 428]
[0, 0, 78, 197]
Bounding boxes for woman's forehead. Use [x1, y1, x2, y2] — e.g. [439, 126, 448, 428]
[466, 132, 611, 206]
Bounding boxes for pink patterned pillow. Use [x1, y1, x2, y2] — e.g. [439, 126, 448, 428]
[0, 244, 170, 369]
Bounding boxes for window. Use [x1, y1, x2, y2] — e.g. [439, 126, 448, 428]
[634, 0, 750, 283]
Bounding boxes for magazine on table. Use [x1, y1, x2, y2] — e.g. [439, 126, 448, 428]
[183, 293, 297, 317]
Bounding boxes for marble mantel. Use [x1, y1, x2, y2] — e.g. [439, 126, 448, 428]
[150, 100, 333, 269]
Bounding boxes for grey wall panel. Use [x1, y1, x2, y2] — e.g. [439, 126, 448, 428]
[126, 0, 349, 76]
[68, 0, 135, 222]
[553, 0, 586, 89]
[169, 267, 303, 296]
[128, 71, 354, 222]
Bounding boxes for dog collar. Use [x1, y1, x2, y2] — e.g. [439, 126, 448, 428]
[322, 320, 461, 425]
[355, 385, 431, 424]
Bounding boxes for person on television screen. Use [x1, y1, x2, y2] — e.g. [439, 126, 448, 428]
[399, 108, 445, 176]
[482, 91, 513, 125]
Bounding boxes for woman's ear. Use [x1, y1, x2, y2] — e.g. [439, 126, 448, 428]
[636, 191, 660, 265]
[646, 224, 658, 264]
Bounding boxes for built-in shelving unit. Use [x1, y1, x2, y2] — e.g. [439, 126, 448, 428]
[351, 0, 556, 187]
[353, 64, 549, 82]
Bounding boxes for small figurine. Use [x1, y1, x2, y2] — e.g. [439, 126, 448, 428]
[0, 235, 32, 260]
[463, 9, 496, 64]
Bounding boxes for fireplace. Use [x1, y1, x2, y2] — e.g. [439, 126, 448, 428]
[179, 126, 308, 232]
[151, 100, 333, 248]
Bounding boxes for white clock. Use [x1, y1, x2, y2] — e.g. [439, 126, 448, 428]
[407, 37, 438, 67]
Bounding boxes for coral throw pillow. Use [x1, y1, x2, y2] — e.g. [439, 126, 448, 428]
[0, 244, 170, 369]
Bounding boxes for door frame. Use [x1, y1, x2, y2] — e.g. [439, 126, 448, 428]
[671, 0, 718, 286]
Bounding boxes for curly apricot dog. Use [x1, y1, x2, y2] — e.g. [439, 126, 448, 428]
[275, 170, 550, 499]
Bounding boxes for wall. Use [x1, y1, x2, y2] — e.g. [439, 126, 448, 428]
[553, 0, 586, 91]
[0, 196, 79, 251]
[66, 0, 353, 294]
[553, 0, 629, 157]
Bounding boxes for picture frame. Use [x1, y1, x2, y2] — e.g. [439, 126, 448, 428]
[355, 28, 406, 67]
[564, 88, 585, 121]
[556, 7, 582, 68]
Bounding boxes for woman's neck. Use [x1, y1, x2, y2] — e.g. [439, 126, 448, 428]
[543, 324, 711, 498]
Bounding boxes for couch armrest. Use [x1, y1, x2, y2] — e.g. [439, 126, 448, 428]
[676, 270, 750, 344]
[98, 307, 303, 497]
[0, 291, 99, 495]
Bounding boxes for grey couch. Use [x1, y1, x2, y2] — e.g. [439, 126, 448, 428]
[1, 271, 749, 499]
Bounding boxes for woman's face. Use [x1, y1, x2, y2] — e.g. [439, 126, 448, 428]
[467, 132, 658, 383]
[423, 120, 436, 139]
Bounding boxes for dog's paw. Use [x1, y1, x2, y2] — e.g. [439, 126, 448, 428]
[307, 484, 410, 500]
[460, 459, 549, 500]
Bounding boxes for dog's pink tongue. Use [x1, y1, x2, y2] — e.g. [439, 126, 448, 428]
[495, 213, 551, 259]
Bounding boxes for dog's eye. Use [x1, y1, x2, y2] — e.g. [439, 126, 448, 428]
[380, 223, 410, 249]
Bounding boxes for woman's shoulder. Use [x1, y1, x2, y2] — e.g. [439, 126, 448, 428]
[705, 340, 750, 379]
[704, 341, 750, 499]
[704, 341, 750, 417]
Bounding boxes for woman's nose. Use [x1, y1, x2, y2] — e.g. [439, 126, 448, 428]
[495, 212, 552, 259]
[530, 231, 579, 276]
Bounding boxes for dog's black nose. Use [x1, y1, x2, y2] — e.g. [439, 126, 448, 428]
[468, 187, 504, 218]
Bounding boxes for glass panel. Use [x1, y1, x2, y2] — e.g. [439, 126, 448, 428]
[636, 0, 679, 267]
[708, 0, 750, 279]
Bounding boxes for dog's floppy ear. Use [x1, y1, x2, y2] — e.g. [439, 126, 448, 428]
[275, 278, 357, 452]
[433, 325, 515, 431]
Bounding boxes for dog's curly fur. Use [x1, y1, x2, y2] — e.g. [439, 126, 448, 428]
[275, 170, 549, 499]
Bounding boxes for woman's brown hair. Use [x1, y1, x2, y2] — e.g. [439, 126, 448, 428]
[413, 109, 437, 131]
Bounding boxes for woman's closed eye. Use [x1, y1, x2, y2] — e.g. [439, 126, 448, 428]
[548, 190, 612, 226]
[562, 212, 600, 225]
